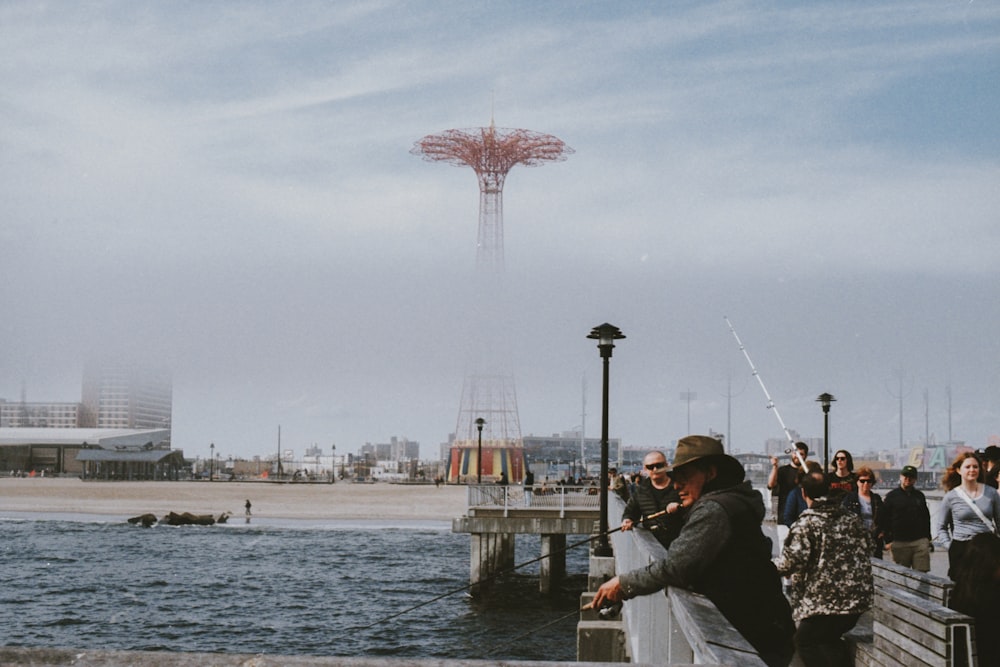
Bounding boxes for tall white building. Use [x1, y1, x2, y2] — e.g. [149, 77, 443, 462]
[80, 363, 172, 436]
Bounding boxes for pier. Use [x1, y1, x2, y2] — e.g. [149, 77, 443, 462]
[451, 484, 599, 595]
[452, 486, 982, 664]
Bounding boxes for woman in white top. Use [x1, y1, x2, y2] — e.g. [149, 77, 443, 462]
[935, 452, 1000, 579]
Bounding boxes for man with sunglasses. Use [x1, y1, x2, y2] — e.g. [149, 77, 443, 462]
[620, 451, 683, 548]
[593, 436, 794, 667]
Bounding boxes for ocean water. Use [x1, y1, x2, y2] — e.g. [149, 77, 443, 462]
[0, 514, 589, 660]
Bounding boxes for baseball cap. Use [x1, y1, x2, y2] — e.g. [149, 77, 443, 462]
[900, 465, 918, 477]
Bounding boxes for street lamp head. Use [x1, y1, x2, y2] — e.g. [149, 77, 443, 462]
[816, 392, 837, 412]
[587, 323, 626, 358]
[475, 417, 486, 432]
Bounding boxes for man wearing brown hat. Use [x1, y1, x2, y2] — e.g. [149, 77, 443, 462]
[591, 435, 794, 667]
[877, 465, 931, 572]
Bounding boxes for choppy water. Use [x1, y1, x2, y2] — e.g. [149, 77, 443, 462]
[0, 514, 589, 660]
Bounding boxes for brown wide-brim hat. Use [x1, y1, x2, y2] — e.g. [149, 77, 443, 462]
[669, 435, 745, 483]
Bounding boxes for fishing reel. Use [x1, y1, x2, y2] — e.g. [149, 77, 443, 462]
[597, 601, 623, 619]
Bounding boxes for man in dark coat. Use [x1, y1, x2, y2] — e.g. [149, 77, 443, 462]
[592, 435, 794, 667]
[620, 450, 683, 548]
[878, 465, 932, 572]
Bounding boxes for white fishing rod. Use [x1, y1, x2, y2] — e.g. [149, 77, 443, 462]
[724, 316, 806, 472]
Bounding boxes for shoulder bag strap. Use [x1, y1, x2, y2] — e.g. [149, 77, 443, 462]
[956, 486, 997, 534]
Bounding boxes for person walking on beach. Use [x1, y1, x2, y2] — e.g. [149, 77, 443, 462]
[591, 435, 794, 667]
[245, 499, 252, 522]
[878, 465, 931, 572]
[620, 450, 683, 549]
[935, 451, 1000, 580]
[775, 471, 873, 667]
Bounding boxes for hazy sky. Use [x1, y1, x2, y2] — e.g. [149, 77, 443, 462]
[2, 1, 998, 462]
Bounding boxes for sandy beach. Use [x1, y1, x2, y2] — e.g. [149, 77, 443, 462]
[0, 477, 469, 522]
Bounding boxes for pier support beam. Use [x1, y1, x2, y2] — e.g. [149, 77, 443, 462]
[539, 533, 566, 594]
[469, 532, 516, 596]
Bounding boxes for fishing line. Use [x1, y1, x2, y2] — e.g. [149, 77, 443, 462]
[353, 507, 668, 631]
[484, 608, 581, 656]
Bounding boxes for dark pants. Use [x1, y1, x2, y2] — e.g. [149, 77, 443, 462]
[948, 538, 970, 580]
[794, 613, 862, 667]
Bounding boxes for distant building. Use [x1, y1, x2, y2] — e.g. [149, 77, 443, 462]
[0, 400, 81, 428]
[362, 436, 419, 462]
[521, 431, 622, 479]
[80, 362, 172, 439]
[0, 427, 177, 478]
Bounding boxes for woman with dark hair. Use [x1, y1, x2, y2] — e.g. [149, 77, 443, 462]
[842, 466, 884, 557]
[948, 532, 1000, 666]
[827, 449, 857, 496]
[935, 451, 1000, 580]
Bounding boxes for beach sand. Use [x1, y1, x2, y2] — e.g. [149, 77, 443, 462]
[0, 477, 468, 522]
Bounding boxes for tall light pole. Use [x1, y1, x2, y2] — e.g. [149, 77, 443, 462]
[588, 323, 625, 558]
[331, 444, 336, 484]
[816, 393, 836, 474]
[475, 417, 486, 484]
[679, 390, 697, 433]
[209, 442, 214, 482]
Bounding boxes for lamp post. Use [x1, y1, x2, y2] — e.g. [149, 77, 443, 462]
[588, 322, 625, 557]
[475, 417, 486, 484]
[331, 444, 336, 484]
[209, 442, 214, 482]
[816, 393, 836, 474]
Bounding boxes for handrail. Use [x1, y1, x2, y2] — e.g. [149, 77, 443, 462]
[607, 493, 766, 665]
[466, 484, 600, 517]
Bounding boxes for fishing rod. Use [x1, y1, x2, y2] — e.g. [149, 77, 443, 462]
[724, 316, 807, 473]
[353, 507, 670, 631]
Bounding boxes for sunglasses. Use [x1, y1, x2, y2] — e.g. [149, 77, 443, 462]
[644, 462, 666, 471]
[857, 478, 872, 484]
[835, 456, 847, 461]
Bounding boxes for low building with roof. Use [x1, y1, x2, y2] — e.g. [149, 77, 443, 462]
[0, 427, 183, 480]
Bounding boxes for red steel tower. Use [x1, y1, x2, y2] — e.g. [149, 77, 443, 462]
[412, 121, 572, 482]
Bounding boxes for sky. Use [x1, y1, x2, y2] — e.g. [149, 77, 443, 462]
[2, 1, 999, 463]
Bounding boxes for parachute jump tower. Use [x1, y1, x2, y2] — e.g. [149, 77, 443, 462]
[412, 121, 572, 482]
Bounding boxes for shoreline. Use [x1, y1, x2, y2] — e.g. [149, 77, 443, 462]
[0, 477, 469, 522]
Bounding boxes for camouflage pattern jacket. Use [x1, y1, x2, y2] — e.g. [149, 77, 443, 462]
[774, 496, 874, 622]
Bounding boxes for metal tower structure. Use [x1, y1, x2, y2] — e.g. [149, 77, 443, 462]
[412, 120, 572, 480]
[412, 122, 573, 271]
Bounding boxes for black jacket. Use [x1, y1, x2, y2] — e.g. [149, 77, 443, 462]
[879, 486, 931, 543]
[842, 490, 884, 555]
[621, 476, 684, 548]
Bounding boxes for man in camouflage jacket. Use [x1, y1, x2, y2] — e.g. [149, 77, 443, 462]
[775, 471, 874, 667]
